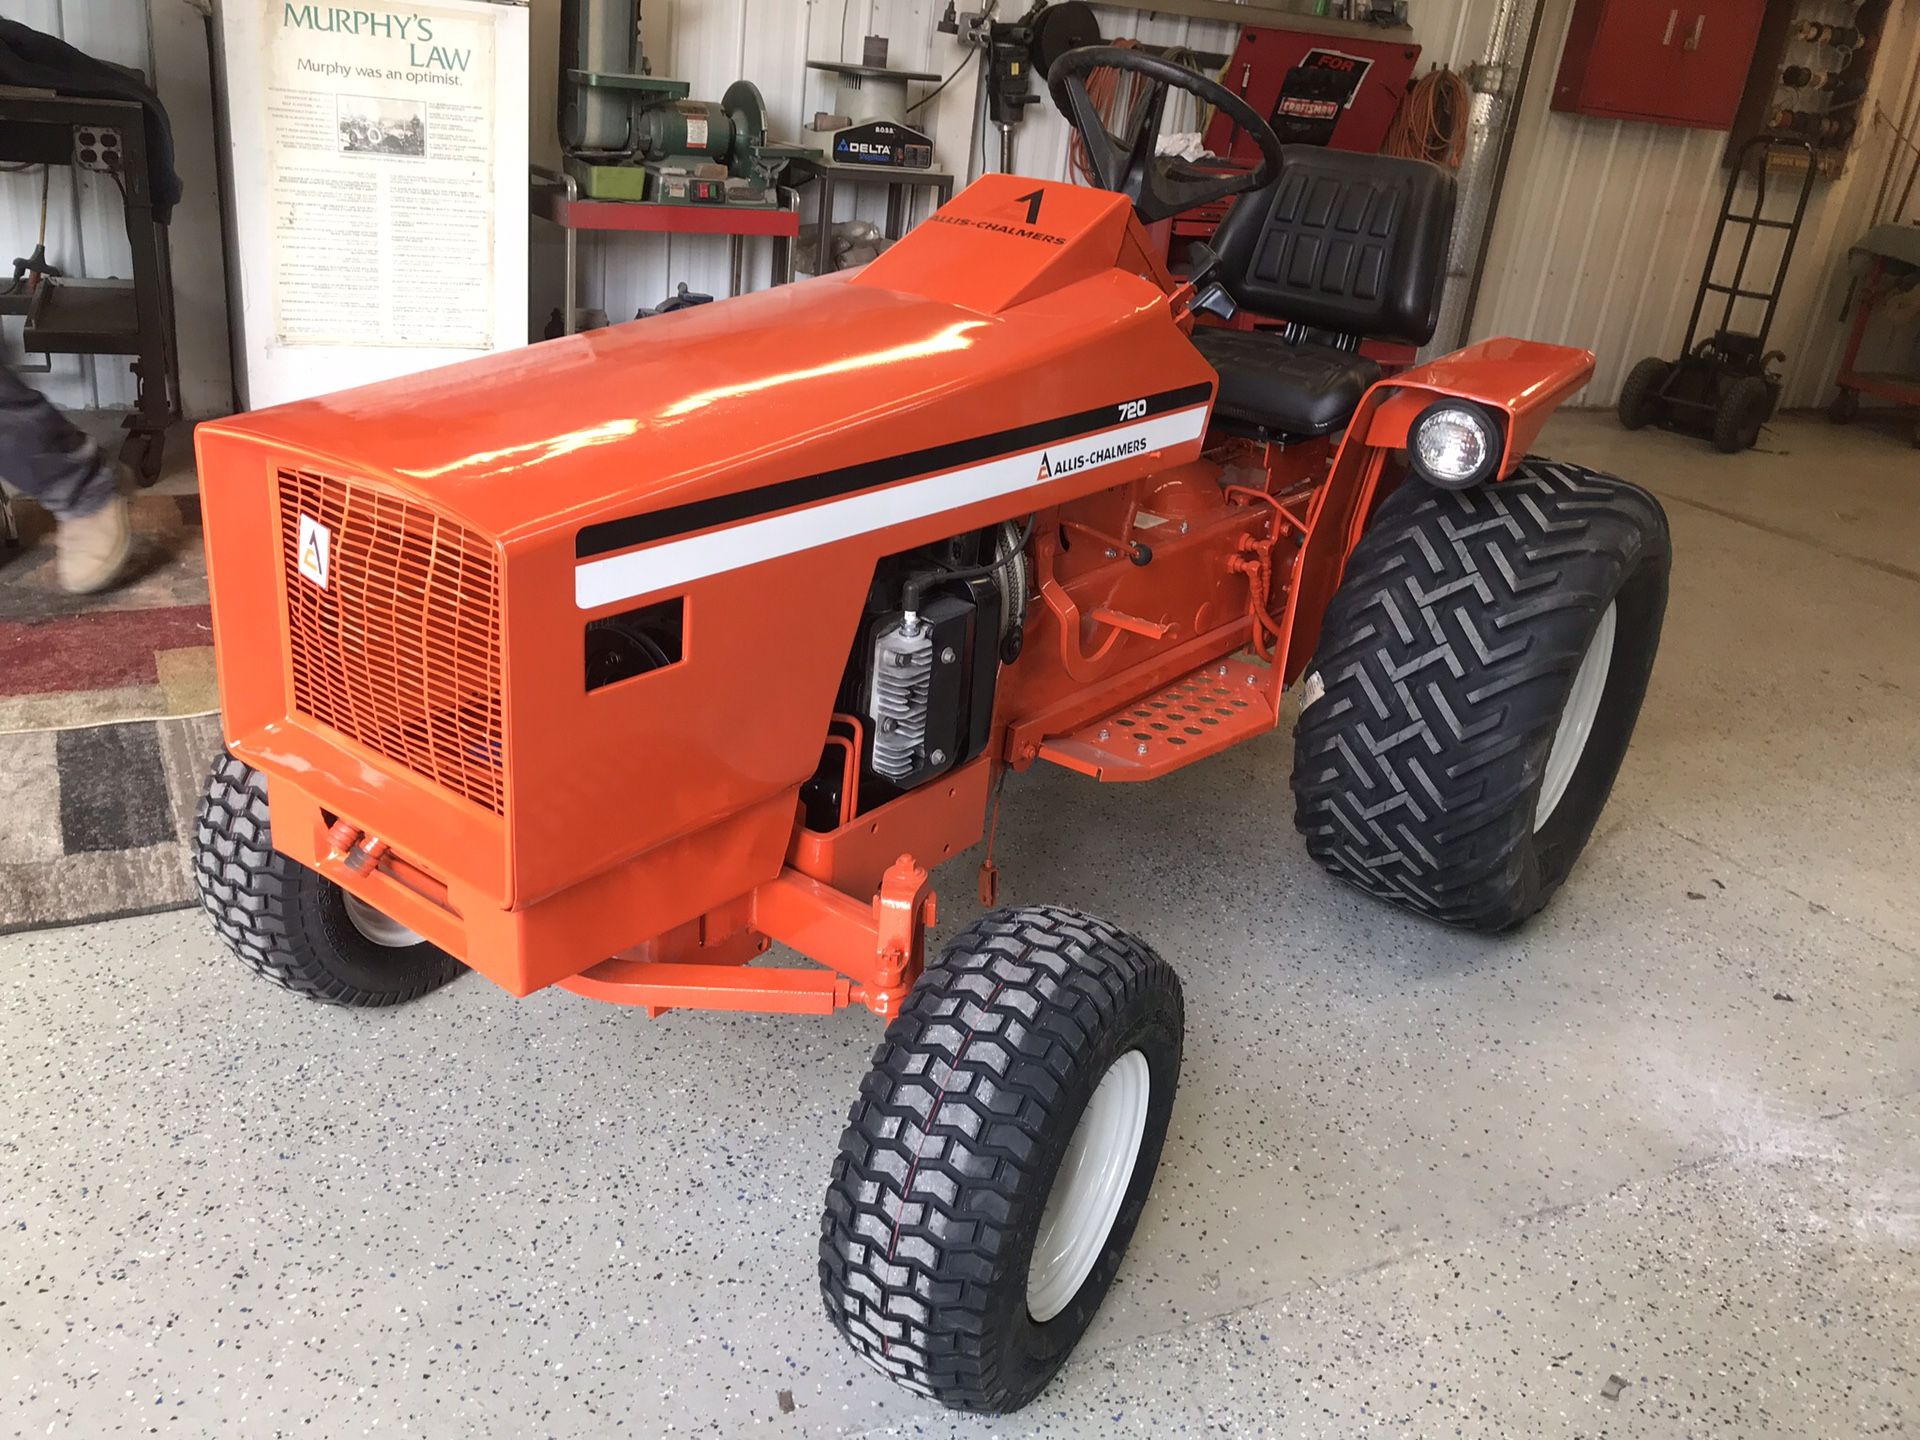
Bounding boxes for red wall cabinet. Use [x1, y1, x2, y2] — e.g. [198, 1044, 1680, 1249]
[1551, 0, 1766, 129]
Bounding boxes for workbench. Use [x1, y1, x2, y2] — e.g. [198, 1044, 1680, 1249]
[1829, 223, 1920, 449]
[0, 90, 178, 481]
[531, 165, 800, 336]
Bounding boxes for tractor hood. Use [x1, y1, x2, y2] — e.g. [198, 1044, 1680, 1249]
[193, 175, 1217, 986]
[195, 175, 1176, 551]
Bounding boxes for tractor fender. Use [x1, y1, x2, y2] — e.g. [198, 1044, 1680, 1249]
[1358, 338, 1595, 479]
[1279, 339, 1594, 684]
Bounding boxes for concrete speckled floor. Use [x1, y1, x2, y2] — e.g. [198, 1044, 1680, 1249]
[4, 413, 1918, 1438]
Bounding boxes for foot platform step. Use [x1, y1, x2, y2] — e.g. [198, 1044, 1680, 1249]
[1035, 657, 1278, 781]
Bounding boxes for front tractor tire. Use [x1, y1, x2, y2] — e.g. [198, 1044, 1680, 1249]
[193, 751, 463, 1006]
[820, 906, 1183, 1413]
[1292, 460, 1670, 932]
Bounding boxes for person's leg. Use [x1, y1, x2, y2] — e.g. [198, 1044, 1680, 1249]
[0, 361, 121, 518]
[0, 362, 131, 592]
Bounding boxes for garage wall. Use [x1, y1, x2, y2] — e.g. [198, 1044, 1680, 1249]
[1472, 0, 1920, 408]
[545, 0, 1540, 328]
[546, 0, 1258, 322]
[28, 0, 1904, 419]
[551, 0, 1917, 408]
[0, 0, 232, 417]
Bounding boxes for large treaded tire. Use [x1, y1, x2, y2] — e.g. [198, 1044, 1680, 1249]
[820, 906, 1183, 1413]
[1291, 460, 1670, 931]
[1616, 356, 1671, 431]
[193, 751, 463, 1006]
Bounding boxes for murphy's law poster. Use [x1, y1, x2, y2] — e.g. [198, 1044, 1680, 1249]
[263, 1, 499, 349]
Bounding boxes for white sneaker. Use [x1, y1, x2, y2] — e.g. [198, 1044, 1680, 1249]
[56, 494, 133, 594]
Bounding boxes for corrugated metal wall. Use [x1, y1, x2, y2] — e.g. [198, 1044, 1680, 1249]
[1473, 0, 1920, 407]
[555, 0, 1918, 410]
[546, 0, 1537, 333]
[9, 0, 1910, 414]
[0, 0, 152, 409]
[546, 0, 1265, 321]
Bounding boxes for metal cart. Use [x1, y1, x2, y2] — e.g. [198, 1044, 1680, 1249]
[1826, 223, 1920, 449]
[0, 92, 178, 482]
[1617, 135, 1816, 453]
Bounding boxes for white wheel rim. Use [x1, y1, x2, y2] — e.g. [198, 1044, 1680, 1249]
[1535, 601, 1617, 832]
[1026, 1049, 1151, 1324]
[341, 891, 425, 948]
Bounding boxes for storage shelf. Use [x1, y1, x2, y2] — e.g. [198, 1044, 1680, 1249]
[532, 188, 799, 237]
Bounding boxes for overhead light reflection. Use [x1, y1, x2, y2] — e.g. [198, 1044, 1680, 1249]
[658, 321, 986, 418]
[396, 418, 642, 481]
[391, 322, 983, 481]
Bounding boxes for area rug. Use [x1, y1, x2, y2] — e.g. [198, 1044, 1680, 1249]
[0, 711, 224, 934]
[2, 488, 223, 932]
[0, 491, 215, 729]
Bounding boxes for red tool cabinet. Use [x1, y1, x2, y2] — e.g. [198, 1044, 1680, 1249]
[1551, 0, 1765, 129]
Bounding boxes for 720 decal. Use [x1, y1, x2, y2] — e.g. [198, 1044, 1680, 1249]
[1117, 398, 1148, 420]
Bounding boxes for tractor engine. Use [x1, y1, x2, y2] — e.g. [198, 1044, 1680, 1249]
[802, 521, 1028, 829]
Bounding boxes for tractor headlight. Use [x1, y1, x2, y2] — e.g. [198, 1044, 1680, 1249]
[1408, 401, 1503, 489]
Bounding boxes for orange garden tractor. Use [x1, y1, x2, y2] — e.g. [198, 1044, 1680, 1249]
[192, 50, 1669, 1414]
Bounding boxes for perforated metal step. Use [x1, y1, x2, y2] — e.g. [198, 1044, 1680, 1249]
[1035, 657, 1278, 782]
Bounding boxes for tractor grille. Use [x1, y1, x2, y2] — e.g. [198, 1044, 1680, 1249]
[277, 469, 506, 815]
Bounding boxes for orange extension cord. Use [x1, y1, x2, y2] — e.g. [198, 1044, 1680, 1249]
[1068, 39, 1147, 185]
[1383, 66, 1471, 169]
[1067, 40, 1215, 185]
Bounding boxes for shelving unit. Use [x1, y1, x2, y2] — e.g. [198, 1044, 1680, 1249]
[531, 166, 801, 336]
[1725, 0, 1892, 177]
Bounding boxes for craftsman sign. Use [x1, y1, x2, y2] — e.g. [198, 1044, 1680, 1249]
[1271, 48, 1374, 145]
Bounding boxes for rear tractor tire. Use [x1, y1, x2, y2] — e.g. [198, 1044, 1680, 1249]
[1616, 356, 1671, 431]
[1291, 460, 1670, 932]
[193, 751, 463, 1006]
[820, 906, 1183, 1413]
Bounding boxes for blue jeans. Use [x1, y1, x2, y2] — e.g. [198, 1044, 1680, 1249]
[0, 361, 119, 520]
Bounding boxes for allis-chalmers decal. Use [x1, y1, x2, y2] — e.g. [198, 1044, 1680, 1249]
[927, 213, 1065, 247]
[1038, 435, 1149, 479]
[296, 514, 332, 589]
[571, 388, 1214, 610]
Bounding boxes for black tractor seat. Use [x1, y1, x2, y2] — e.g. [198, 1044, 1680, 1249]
[1189, 329, 1381, 437]
[1191, 147, 1457, 437]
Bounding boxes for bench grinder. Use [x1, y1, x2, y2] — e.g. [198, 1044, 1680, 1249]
[561, 0, 815, 205]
